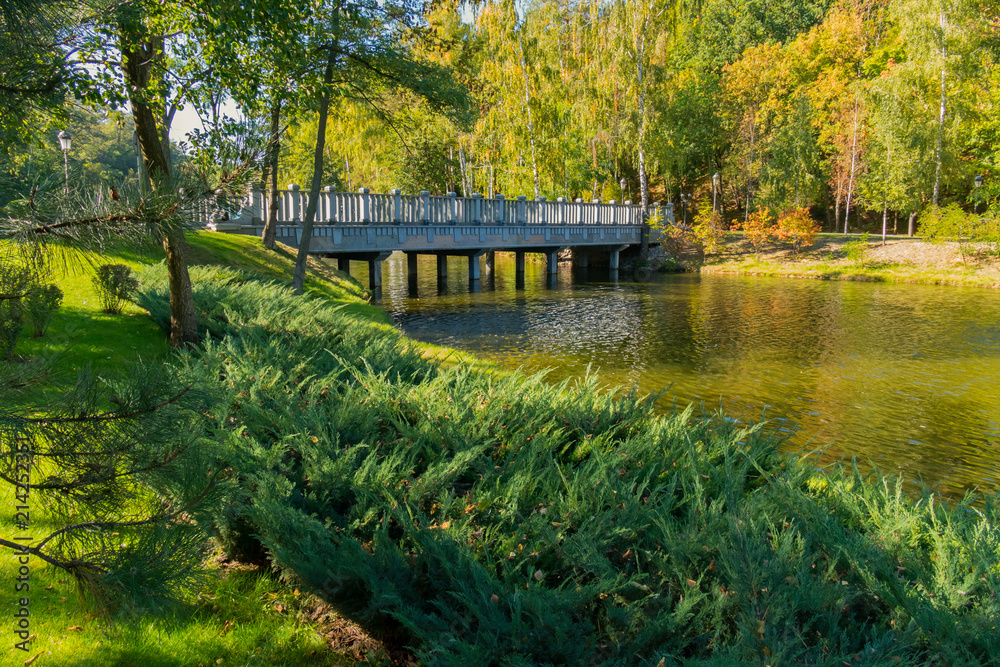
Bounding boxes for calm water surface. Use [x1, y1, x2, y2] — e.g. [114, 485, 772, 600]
[346, 253, 1000, 494]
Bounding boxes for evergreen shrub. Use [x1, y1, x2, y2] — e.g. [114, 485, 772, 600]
[0, 262, 33, 360]
[139, 265, 1000, 666]
[94, 263, 138, 314]
[24, 283, 63, 336]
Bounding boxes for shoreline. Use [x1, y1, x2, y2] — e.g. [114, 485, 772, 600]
[688, 234, 1000, 289]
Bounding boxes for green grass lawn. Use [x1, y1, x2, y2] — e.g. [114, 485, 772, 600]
[2, 231, 387, 666]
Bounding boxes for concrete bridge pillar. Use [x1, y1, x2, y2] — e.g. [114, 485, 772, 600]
[515, 251, 525, 277]
[468, 254, 481, 281]
[609, 244, 628, 279]
[485, 251, 495, 274]
[437, 254, 448, 279]
[406, 252, 418, 280]
[367, 252, 392, 290]
[546, 250, 559, 275]
[337, 257, 350, 273]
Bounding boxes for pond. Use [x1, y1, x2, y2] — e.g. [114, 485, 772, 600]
[347, 252, 1000, 495]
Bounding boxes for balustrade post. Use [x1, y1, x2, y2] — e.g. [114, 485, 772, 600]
[495, 194, 505, 225]
[624, 200, 632, 225]
[322, 186, 335, 222]
[289, 183, 301, 223]
[420, 191, 430, 224]
[392, 189, 402, 224]
[558, 197, 566, 225]
[593, 198, 601, 225]
[248, 182, 263, 223]
[651, 202, 660, 228]
[609, 200, 617, 225]
[360, 187, 371, 224]
[472, 193, 482, 225]
[574, 198, 584, 225]
[447, 192, 457, 225]
[516, 195, 526, 225]
[537, 196, 547, 225]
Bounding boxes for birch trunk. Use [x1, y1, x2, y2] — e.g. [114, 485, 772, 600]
[518, 31, 541, 198]
[933, 9, 946, 206]
[293, 41, 338, 294]
[844, 94, 860, 235]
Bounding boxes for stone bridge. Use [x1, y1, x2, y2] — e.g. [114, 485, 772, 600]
[210, 186, 674, 288]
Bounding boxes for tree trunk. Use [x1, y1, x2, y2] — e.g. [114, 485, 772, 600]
[119, 17, 197, 346]
[844, 94, 860, 235]
[293, 47, 337, 294]
[518, 31, 541, 199]
[635, 30, 649, 257]
[932, 10, 947, 206]
[262, 99, 282, 249]
[745, 112, 756, 222]
[908, 211, 917, 237]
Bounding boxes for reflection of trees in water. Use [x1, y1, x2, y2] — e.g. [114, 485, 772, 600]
[384, 266, 1000, 493]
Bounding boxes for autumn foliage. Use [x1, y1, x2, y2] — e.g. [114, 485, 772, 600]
[732, 206, 776, 257]
[776, 207, 821, 254]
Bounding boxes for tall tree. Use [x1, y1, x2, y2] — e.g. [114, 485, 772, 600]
[289, 0, 468, 293]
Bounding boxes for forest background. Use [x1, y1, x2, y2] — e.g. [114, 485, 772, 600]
[4, 0, 1000, 237]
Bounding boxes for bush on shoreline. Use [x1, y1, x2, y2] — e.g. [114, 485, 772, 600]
[139, 264, 1000, 666]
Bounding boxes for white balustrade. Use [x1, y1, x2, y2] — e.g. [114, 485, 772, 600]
[196, 185, 675, 228]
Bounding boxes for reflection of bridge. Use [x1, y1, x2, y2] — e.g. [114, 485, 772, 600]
[212, 185, 674, 288]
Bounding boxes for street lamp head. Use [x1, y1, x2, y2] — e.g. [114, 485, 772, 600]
[619, 177, 627, 190]
[712, 172, 720, 188]
[975, 174, 984, 188]
[57, 130, 72, 152]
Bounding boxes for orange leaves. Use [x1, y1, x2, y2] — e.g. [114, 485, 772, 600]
[776, 207, 821, 253]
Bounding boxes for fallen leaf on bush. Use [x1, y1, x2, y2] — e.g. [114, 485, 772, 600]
[686, 579, 697, 588]
[220, 620, 234, 635]
[490, 594, 499, 604]
[440, 521, 451, 529]
[534, 570, 544, 581]
[67, 626, 83, 632]
[24, 652, 46, 666]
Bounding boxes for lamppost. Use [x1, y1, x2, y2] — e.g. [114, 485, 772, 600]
[619, 177, 627, 204]
[712, 172, 720, 217]
[57, 130, 72, 194]
[680, 193, 691, 225]
[975, 174, 984, 214]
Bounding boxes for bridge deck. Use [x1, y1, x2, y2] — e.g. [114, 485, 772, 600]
[220, 222, 643, 254]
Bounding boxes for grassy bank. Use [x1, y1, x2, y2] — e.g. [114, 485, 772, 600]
[2, 233, 387, 666]
[145, 249, 997, 665]
[699, 234, 1000, 289]
[5, 232, 1000, 665]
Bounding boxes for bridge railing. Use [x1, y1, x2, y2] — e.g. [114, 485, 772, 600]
[208, 184, 674, 227]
